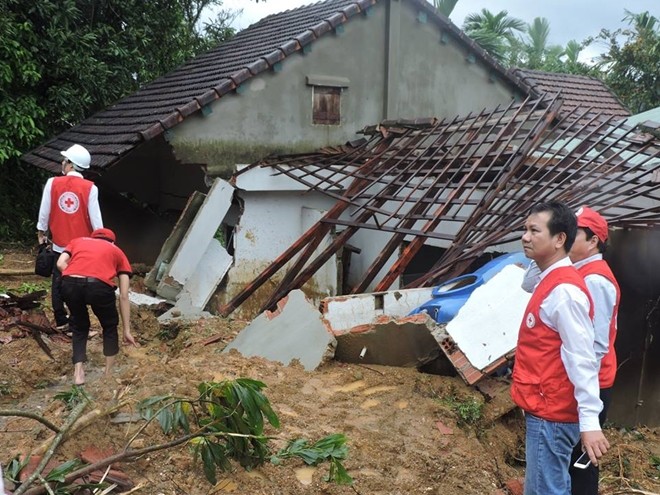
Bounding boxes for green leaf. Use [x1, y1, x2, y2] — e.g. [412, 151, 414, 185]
[200, 441, 217, 485]
[326, 458, 353, 485]
[45, 458, 81, 482]
[156, 407, 174, 434]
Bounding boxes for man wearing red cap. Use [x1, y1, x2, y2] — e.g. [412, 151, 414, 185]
[56, 228, 138, 385]
[568, 206, 620, 495]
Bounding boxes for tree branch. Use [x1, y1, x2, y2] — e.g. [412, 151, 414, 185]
[0, 410, 60, 433]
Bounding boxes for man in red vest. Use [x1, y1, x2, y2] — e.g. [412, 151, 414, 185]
[512, 201, 609, 495]
[56, 228, 138, 385]
[568, 206, 620, 495]
[37, 144, 103, 331]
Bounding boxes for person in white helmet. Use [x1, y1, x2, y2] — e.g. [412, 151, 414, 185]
[37, 144, 104, 331]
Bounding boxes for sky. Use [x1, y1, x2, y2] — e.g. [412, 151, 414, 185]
[216, 0, 658, 62]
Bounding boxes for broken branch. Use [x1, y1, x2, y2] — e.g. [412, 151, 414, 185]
[15, 399, 131, 459]
[0, 410, 60, 433]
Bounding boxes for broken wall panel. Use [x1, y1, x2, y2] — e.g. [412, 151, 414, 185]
[174, 241, 233, 310]
[164, 179, 233, 286]
[321, 288, 433, 334]
[144, 190, 206, 292]
[156, 178, 233, 302]
[445, 264, 530, 370]
[222, 290, 336, 371]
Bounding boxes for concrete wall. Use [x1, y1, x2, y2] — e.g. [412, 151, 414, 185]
[171, 0, 520, 177]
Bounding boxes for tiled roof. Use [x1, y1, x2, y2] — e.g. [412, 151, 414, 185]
[22, 0, 530, 173]
[509, 68, 630, 122]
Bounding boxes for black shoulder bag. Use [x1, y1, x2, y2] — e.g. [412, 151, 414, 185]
[35, 243, 54, 277]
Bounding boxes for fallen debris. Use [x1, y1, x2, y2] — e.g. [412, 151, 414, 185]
[1, 291, 64, 358]
[223, 290, 336, 371]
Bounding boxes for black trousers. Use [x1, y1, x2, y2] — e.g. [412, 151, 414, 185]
[569, 387, 612, 495]
[61, 276, 119, 364]
[49, 251, 70, 327]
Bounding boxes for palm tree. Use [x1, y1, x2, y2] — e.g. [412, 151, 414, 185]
[462, 9, 526, 62]
[623, 9, 659, 34]
[563, 40, 582, 65]
[524, 17, 551, 69]
[433, 0, 459, 18]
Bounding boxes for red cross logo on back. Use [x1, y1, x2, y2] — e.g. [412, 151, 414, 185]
[58, 192, 80, 214]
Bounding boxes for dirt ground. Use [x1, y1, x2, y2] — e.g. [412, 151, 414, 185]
[1, 247, 659, 495]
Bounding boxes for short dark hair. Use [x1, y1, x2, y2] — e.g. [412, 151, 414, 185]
[529, 201, 577, 253]
[581, 226, 607, 254]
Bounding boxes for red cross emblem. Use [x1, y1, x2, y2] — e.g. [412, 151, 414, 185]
[58, 192, 80, 214]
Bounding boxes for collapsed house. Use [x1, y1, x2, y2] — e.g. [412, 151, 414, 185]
[20, 0, 629, 265]
[149, 95, 660, 314]
[145, 94, 660, 426]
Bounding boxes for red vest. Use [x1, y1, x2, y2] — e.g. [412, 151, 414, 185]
[578, 260, 620, 389]
[49, 175, 94, 247]
[511, 266, 594, 423]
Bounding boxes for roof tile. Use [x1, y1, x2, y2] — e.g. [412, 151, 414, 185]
[262, 49, 286, 66]
[229, 68, 252, 86]
[279, 39, 301, 56]
[295, 30, 316, 46]
[311, 20, 333, 37]
[213, 79, 236, 96]
[326, 12, 346, 27]
[246, 58, 270, 75]
[195, 90, 217, 107]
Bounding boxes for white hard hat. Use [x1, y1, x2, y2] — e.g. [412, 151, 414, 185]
[61, 144, 91, 170]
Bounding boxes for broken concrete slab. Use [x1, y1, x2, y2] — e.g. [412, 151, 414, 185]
[430, 264, 530, 385]
[321, 288, 442, 367]
[321, 288, 433, 334]
[125, 290, 169, 310]
[156, 178, 233, 301]
[144, 190, 206, 292]
[175, 240, 232, 309]
[332, 313, 441, 367]
[446, 264, 530, 370]
[223, 289, 336, 371]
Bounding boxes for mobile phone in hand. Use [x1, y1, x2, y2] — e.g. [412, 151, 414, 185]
[573, 451, 591, 469]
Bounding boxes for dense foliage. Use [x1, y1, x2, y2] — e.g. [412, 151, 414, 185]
[0, 0, 236, 242]
[597, 10, 660, 113]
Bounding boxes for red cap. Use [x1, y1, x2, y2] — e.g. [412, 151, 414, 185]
[575, 206, 608, 242]
[91, 228, 116, 243]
